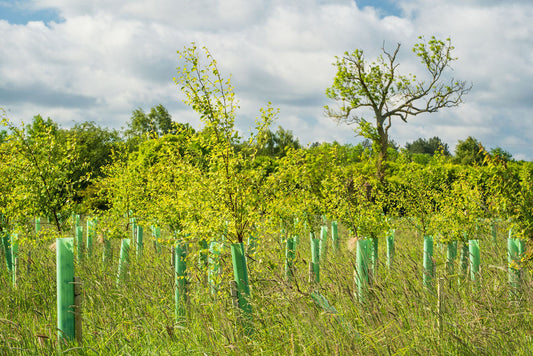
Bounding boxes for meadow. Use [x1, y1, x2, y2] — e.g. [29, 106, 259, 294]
[1, 219, 531, 355]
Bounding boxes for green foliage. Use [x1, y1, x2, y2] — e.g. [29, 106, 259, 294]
[254, 125, 300, 158]
[171, 43, 277, 244]
[63, 121, 121, 209]
[325, 36, 470, 181]
[453, 136, 486, 165]
[124, 104, 174, 140]
[405, 136, 450, 156]
[490, 146, 513, 162]
[1, 113, 85, 236]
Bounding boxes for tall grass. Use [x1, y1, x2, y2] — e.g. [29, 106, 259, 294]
[1, 222, 531, 355]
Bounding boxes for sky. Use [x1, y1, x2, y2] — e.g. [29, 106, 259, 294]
[1, 0, 532, 159]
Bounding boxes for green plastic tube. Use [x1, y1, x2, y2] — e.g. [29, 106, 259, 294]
[507, 237, 520, 292]
[116, 239, 131, 286]
[310, 232, 320, 284]
[285, 236, 295, 281]
[331, 221, 339, 252]
[56, 238, 75, 342]
[386, 230, 395, 269]
[355, 239, 370, 303]
[208, 241, 222, 295]
[423, 235, 434, 289]
[86, 218, 94, 257]
[231, 242, 252, 320]
[175, 240, 188, 320]
[11, 234, 18, 286]
[131, 218, 137, 243]
[371, 237, 379, 277]
[75, 226, 83, 260]
[2, 231, 12, 272]
[469, 239, 480, 283]
[136, 226, 143, 258]
[459, 241, 469, 284]
[35, 217, 41, 235]
[319, 225, 328, 263]
[446, 240, 457, 276]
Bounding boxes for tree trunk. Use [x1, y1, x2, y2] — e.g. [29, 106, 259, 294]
[376, 123, 388, 183]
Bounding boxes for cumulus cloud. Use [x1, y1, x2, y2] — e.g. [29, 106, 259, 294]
[0, 0, 532, 159]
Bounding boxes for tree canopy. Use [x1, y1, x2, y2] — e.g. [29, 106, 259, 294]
[325, 36, 471, 181]
[405, 136, 450, 156]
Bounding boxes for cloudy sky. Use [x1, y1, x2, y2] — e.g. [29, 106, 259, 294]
[1, 0, 532, 159]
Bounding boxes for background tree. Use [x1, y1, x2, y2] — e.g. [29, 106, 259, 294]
[325, 36, 471, 182]
[453, 136, 485, 166]
[255, 125, 300, 158]
[63, 121, 121, 209]
[405, 136, 450, 156]
[489, 147, 513, 162]
[124, 104, 174, 149]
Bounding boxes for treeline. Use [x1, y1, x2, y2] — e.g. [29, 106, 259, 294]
[0, 44, 531, 267]
[0, 104, 516, 213]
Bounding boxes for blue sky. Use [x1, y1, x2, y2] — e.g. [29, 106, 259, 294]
[1, 0, 533, 160]
[0, 1, 61, 24]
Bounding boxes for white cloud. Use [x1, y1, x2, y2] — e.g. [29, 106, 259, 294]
[0, 0, 532, 159]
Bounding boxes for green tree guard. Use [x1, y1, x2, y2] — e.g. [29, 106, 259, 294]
[136, 226, 143, 258]
[469, 240, 480, 284]
[2, 231, 12, 272]
[116, 239, 131, 286]
[386, 230, 395, 269]
[208, 241, 222, 295]
[517, 238, 526, 257]
[371, 236, 379, 278]
[86, 218, 94, 257]
[446, 240, 457, 276]
[355, 239, 370, 303]
[310, 232, 320, 284]
[130, 218, 137, 244]
[319, 225, 328, 263]
[459, 241, 469, 285]
[285, 236, 296, 281]
[231, 242, 253, 333]
[75, 226, 83, 261]
[35, 217, 41, 236]
[56, 238, 75, 342]
[175, 240, 188, 321]
[423, 236, 434, 289]
[331, 221, 339, 252]
[507, 237, 520, 296]
[11, 234, 18, 286]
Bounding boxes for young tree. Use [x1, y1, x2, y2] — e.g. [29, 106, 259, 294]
[325, 36, 471, 182]
[1, 113, 84, 235]
[174, 43, 277, 244]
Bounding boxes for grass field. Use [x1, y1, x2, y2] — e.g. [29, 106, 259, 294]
[1, 221, 532, 355]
